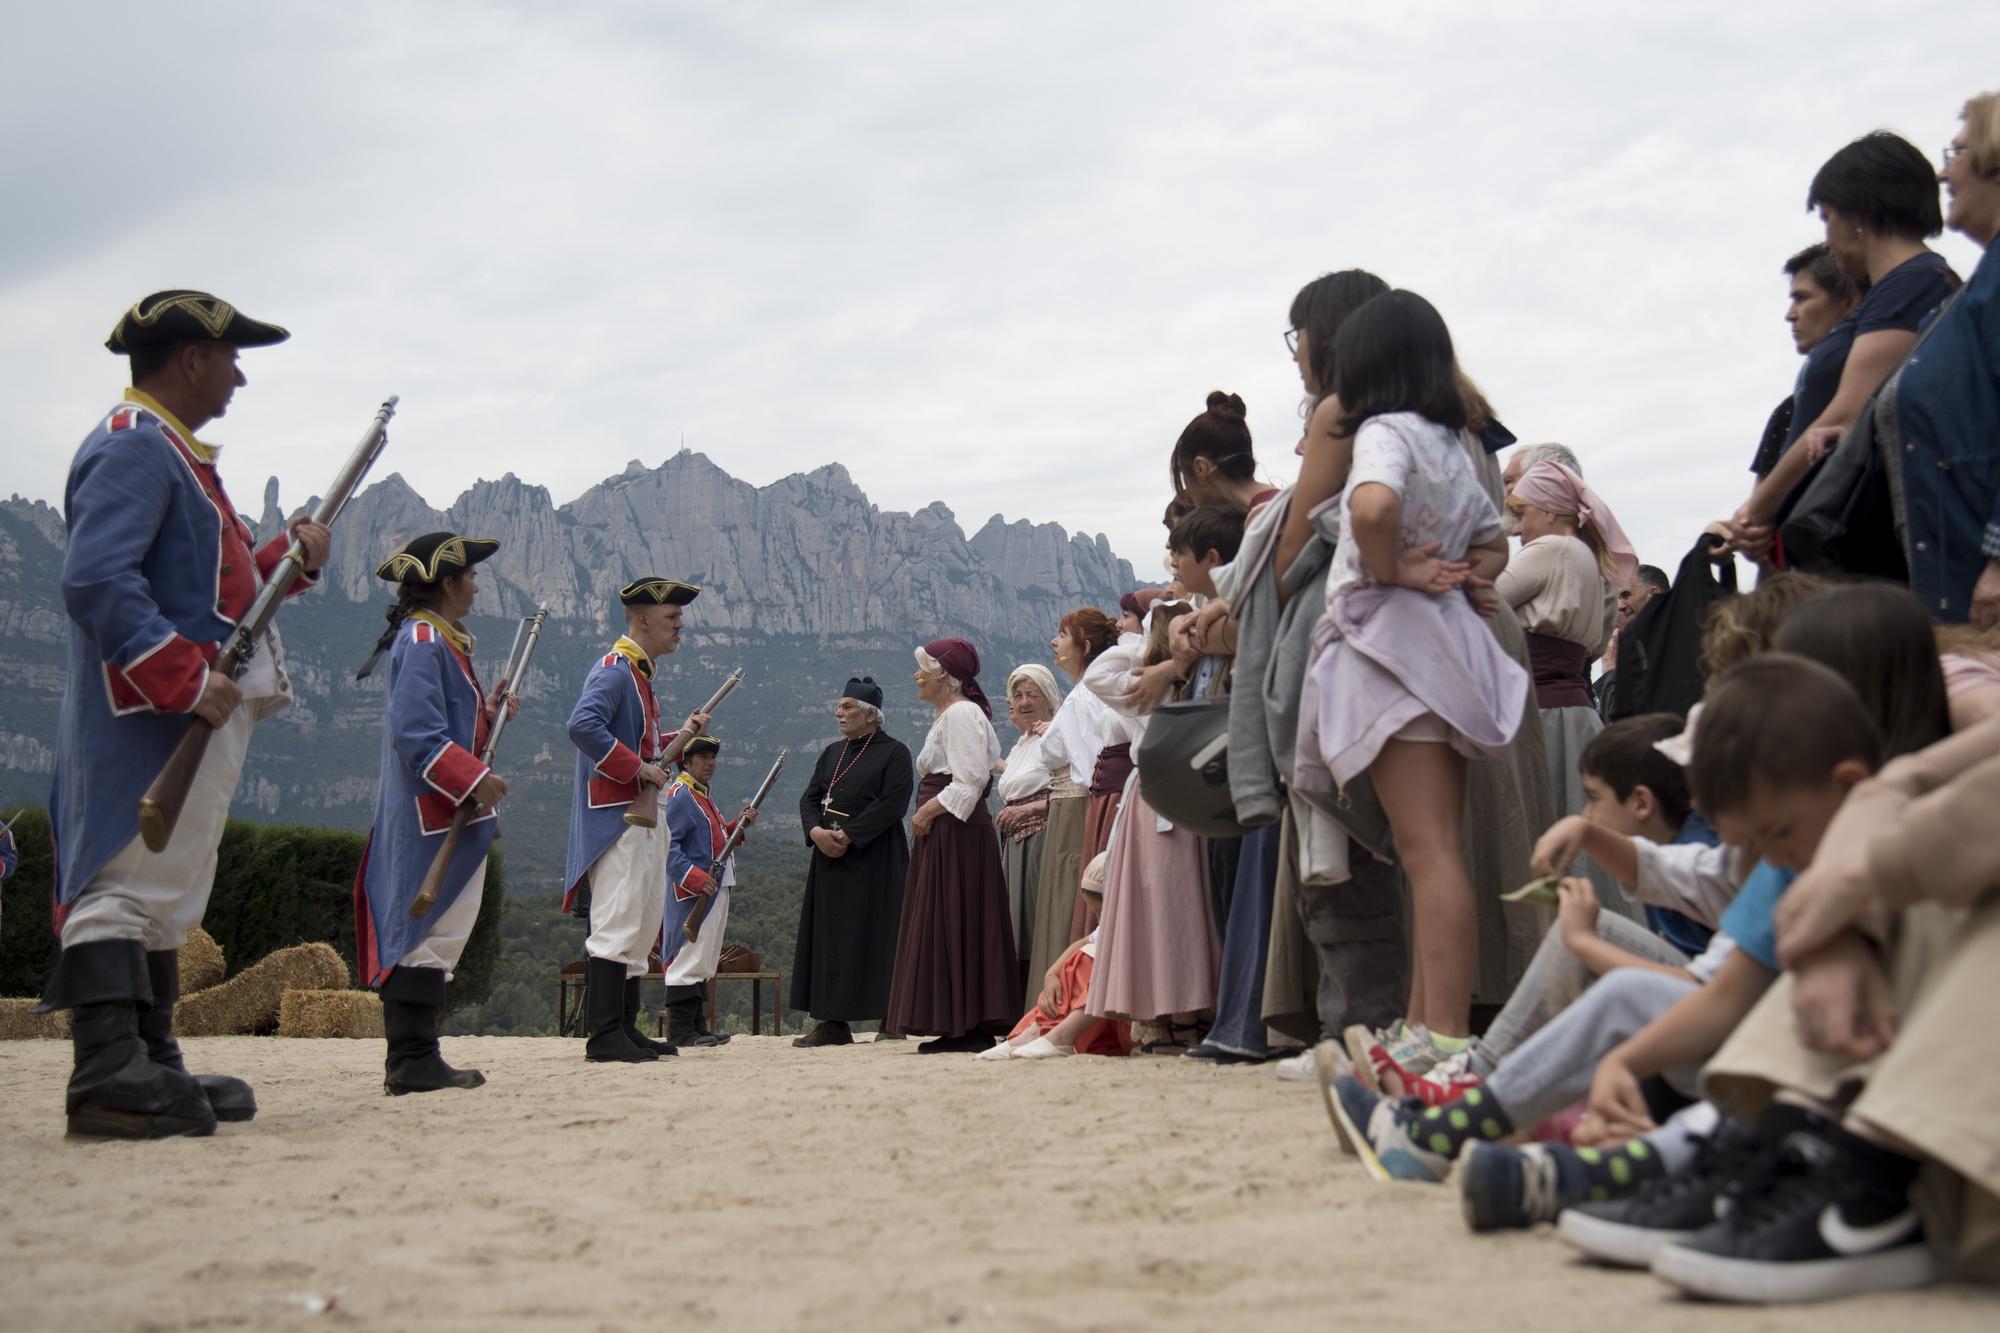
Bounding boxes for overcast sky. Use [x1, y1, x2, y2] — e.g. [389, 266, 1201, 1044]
[4, 2, 1993, 584]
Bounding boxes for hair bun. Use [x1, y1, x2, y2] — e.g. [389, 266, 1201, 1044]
[1205, 390, 1247, 419]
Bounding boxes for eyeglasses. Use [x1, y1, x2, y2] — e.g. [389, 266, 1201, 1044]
[1283, 327, 1301, 355]
[1942, 143, 1966, 170]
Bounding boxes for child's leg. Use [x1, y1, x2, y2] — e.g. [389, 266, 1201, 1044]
[1483, 968, 1699, 1128]
[1372, 737, 1472, 1039]
[1474, 915, 1688, 1075]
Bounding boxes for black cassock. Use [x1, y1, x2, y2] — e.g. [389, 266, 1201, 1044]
[789, 730, 915, 1021]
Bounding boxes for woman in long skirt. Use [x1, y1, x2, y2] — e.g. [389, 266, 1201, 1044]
[885, 638, 1021, 1052]
[1028, 609, 1118, 982]
[996, 665, 1061, 988]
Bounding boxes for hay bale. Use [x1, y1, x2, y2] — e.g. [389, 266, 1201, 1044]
[174, 942, 349, 1037]
[0, 997, 67, 1040]
[278, 988, 383, 1039]
[178, 926, 226, 995]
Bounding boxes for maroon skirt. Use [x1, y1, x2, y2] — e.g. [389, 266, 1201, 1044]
[1526, 632, 1595, 710]
[885, 774, 1023, 1036]
[1069, 743, 1133, 939]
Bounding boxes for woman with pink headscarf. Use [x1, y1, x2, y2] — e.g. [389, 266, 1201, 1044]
[1499, 459, 1645, 922]
[884, 637, 1022, 1052]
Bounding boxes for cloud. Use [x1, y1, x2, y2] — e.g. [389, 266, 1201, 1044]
[3, 0, 1992, 585]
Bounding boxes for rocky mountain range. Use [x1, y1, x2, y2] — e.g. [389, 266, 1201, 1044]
[0, 450, 1137, 898]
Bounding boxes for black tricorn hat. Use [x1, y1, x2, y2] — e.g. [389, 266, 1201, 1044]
[376, 532, 500, 585]
[106, 290, 290, 354]
[620, 577, 700, 606]
[680, 736, 722, 762]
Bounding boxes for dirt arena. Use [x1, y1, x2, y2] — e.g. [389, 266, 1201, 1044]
[2, 1035, 1993, 1332]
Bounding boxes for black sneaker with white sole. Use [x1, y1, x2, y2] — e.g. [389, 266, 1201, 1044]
[1557, 1113, 1768, 1267]
[1652, 1120, 1935, 1304]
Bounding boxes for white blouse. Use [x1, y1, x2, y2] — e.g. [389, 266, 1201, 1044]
[1082, 632, 1150, 745]
[916, 698, 1003, 821]
[996, 731, 1053, 802]
[1040, 683, 1108, 784]
[1497, 534, 1613, 658]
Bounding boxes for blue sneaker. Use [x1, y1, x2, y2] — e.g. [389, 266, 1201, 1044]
[1325, 1075, 1452, 1183]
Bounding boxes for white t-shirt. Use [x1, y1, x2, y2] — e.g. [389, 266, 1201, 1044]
[916, 699, 1003, 821]
[1323, 412, 1504, 605]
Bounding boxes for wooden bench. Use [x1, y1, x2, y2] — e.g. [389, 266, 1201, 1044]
[555, 961, 782, 1037]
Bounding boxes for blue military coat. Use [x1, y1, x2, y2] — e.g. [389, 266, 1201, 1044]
[51, 391, 313, 916]
[659, 773, 737, 967]
[562, 638, 665, 911]
[352, 613, 496, 986]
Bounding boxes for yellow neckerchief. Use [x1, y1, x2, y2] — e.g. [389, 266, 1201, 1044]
[124, 388, 218, 462]
[673, 769, 709, 798]
[408, 609, 474, 655]
[611, 635, 654, 678]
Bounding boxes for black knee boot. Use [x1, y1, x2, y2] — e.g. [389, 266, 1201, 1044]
[380, 966, 485, 1094]
[664, 984, 709, 1046]
[623, 979, 678, 1056]
[41, 940, 215, 1140]
[139, 950, 256, 1121]
[584, 956, 656, 1062]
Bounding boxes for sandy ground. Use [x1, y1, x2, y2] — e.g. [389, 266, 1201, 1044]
[1, 1035, 1994, 1333]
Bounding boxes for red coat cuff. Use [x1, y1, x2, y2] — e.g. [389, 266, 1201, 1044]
[595, 740, 642, 784]
[256, 533, 320, 594]
[676, 865, 713, 900]
[422, 741, 489, 803]
[108, 633, 212, 714]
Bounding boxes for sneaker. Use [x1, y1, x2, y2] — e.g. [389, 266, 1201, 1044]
[1275, 1050, 1319, 1082]
[1344, 1022, 1436, 1090]
[1382, 1057, 1484, 1107]
[1652, 1125, 1936, 1304]
[1312, 1041, 1357, 1156]
[1326, 1075, 1452, 1184]
[1558, 1116, 1762, 1268]
[1461, 1141, 1594, 1232]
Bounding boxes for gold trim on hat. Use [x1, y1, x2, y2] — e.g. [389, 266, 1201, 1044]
[376, 536, 496, 584]
[126, 292, 238, 339]
[620, 578, 699, 604]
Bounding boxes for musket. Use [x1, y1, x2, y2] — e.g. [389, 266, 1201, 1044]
[0, 809, 23, 839]
[683, 748, 786, 943]
[624, 666, 745, 829]
[409, 604, 549, 918]
[137, 396, 399, 852]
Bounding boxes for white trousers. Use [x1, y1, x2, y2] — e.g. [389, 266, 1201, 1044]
[584, 819, 668, 976]
[664, 886, 730, 986]
[399, 859, 487, 979]
[62, 700, 256, 952]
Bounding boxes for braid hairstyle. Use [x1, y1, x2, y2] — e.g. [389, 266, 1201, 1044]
[356, 582, 449, 680]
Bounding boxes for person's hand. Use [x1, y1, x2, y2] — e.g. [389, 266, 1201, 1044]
[1774, 851, 1882, 969]
[1462, 573, 1499, 618]
[1790, 931, 1896, 1061]
[471, 772, 509, 808]
[808, 827, 836, 856]
[1531, 815, 1591, 879]
[738, 806, 759, 827]
[1569, 1110, 1632, 1150]
[1391, 541, 1472, 596]
[1038, 967, 1062, 1014]
[1031, 719, 1050, 737]
[1556, 877, 1601, 949]
[1121, 660, 1181, 714]
[191, 671, 243, 727]
[911, 802, 939, 838]
[484, 678, 520, 725]
[289, 517, 332, 573]
[1971, 561, 2000, 631]
[637, 762, 669, 788]
[1796, 424, 1842, 467]
[1167, 613, 1201, 670]
[1586, 1053, 1657, 1139]
[681, 710, 710, 739]
[1189, 598, 1231, 653]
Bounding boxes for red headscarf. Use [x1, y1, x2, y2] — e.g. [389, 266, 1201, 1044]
[921, 637, 991, 718]
[1118, 588, 1165, 619]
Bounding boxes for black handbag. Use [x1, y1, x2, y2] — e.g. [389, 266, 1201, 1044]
[1607, 534, 1737, 722]
[1134, 697, 1248, 839]
[1776, 397, 1908, 582]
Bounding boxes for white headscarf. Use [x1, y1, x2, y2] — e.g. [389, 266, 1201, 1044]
[1005, 663, 1063, 717]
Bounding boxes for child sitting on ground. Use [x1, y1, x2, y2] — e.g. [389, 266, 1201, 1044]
[1323, 656, 1880, 1210]
[1360, 714, 1729, 1106]
[979, 854, 1128, 1059]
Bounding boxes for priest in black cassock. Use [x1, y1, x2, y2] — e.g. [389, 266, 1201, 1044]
[790, 677, 915, 1047]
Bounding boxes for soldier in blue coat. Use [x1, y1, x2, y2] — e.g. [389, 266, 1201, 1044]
[37, 291, 330, 1140]
[659, 736, 760, 1046]
[352, 532, 514, 1095]
[564, 577, 708, 1062]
